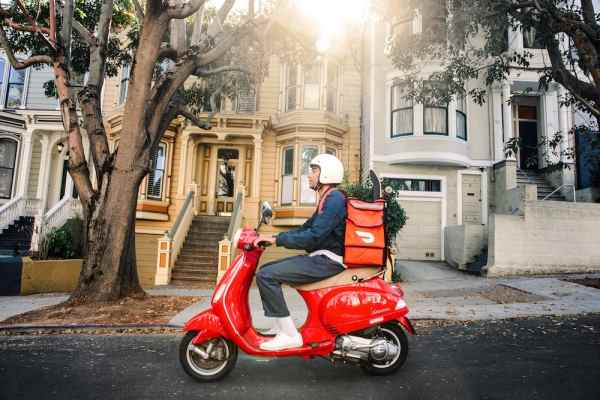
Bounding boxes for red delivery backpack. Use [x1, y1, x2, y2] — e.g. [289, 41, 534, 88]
[318, 189, 387, 268]
[344, 198, 386, 268]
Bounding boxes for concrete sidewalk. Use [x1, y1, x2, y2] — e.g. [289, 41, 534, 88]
[2, 261, 600, 328]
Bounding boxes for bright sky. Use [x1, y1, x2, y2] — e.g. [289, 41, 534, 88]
[209, 0, 371, 51]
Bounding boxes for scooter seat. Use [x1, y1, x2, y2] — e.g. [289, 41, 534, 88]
[292, 267, 382, 291]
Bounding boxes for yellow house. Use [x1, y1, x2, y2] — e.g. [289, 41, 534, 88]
[103, 51, 362, 287]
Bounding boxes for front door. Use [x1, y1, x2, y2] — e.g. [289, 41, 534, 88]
[462, 174, 482, 224]
[215, 148, 240, 216]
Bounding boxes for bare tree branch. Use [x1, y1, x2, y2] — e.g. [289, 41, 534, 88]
[0, 27, 52, 68]
[72, 19, 98, 47]
[207, 0, 236, 36]
[132, 0, 145, 22]
[580, 0, 598, 29]
[194, 65, 250, 77]
[61, 0, 74, 69]
[177, 106, 213, 130]
[190, 3, 205, 45]
[166, 0, 208, 20]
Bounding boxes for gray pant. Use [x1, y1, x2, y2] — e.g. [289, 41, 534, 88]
[256, 255, 345, 318]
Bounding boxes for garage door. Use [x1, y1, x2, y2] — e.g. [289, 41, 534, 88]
[395, 199, 442, 261]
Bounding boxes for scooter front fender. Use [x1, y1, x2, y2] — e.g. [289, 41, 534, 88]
[398, 317, 416, 335]
[183, 309, 229, 344]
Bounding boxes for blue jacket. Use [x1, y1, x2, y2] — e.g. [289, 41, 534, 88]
[275, 190, 346, 256]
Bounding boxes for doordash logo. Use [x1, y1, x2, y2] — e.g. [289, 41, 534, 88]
[356, 231, 375, 244]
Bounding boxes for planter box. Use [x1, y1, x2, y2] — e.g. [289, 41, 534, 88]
[20, 258, 83, 295]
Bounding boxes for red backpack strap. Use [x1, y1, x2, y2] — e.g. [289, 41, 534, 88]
[317, 187, 335, 213]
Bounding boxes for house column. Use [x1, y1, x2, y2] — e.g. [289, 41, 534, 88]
[491, 84, 504, 161]
[16, 128, 34, 197]
[176, 131, 191, 197]
[557, 86, 569, 163]
[36, 135, 52, 212]
[252, 137, 262, 199]
[501, 81, 516, 160]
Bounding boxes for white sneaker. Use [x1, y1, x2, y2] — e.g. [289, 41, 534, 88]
[259, 332, 303, 351]
[259, 326, 280, 336]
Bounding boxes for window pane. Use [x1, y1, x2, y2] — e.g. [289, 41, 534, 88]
[281, 175, 293, 205]
[424, 107, 447, 134]
[303, 64, 320, 109]
[394, 178, 441, 192]
[119, 64, 130, 105]
[392, 84, 411, 109]
[0, 139, 17, 168]
[392, 109, 413, 136]
[287, 64, 297, 86]
[282, 147, 294, 175]
[0, 168, 13, 198]
[0, 59, 4, 85]
[300, 146, 318, 205]
[456, 111, 467, 140]
[8, 67, 25, 84]
[326, 64, 338, 112]
[281, 147, 294, 205]
[286, 86, 297, 111]
[216, 161, 235, 197]
[5, 85, 24, 108]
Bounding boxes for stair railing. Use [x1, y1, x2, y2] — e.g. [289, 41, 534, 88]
[218, 185, 245, 281]
[542, 184, 576, 202]
[0, 195, 25, 231]
[0, 196, 41, 232]
[155, 185, 197, 285]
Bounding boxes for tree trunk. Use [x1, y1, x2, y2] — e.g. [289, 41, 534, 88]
[69, 167, 147, 303]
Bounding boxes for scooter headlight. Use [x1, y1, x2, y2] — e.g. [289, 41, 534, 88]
[232, 228, 243, 250]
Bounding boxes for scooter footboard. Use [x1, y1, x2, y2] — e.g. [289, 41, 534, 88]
[184, 309, 229, 344]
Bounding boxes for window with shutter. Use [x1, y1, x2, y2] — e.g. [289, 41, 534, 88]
[147, 143, 166, 200]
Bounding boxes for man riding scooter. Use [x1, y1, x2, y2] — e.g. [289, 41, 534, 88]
[254, 154, 347, 351]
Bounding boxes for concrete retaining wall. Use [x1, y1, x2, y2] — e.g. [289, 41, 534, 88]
[445, 225, 487, 270]
[485, 200, 600, 276]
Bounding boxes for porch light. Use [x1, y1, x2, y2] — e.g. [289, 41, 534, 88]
[57, 142, 64, 153]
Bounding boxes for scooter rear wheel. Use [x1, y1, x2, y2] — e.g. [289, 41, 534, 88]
[360, 323, 409, 376]
[179, 331, 238, 382]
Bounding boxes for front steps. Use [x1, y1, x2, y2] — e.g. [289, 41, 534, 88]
[0, 216, 34, 256]
[516, 170, 565, 201]
[170, 216, 230, 286]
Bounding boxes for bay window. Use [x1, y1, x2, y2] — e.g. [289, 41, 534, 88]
[391, 83, 413, 137]
[0, 138, 18, 199]
[284, 60, 340, 113]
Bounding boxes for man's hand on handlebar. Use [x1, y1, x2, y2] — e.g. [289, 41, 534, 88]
[253, 235, 276, 248]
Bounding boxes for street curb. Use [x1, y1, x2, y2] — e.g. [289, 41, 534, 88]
[0, 323, 183, 335]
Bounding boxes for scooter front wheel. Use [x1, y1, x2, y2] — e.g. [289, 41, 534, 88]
[179, 331, 238, 382]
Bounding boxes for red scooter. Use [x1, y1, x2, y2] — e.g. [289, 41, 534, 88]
[179, 203, 414, 382]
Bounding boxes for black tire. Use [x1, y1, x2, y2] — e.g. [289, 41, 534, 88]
[179, 331, 238, 382]
[360, 323, 409, 376]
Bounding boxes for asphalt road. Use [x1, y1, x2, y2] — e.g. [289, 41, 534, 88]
[1, 315, 599, 400]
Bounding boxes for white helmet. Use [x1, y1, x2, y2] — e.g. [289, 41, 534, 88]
[310, 154, 344, 185]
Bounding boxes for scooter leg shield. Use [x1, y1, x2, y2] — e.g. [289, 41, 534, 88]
[184, 309, 229, 344]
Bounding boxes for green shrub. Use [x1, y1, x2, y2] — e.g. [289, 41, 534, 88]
[341, 178, 407, 240]
[40, 217, 83, 259]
